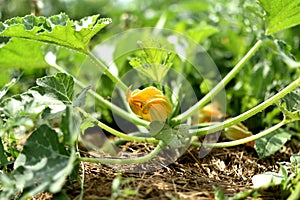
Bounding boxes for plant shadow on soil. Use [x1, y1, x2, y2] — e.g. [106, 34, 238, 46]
[34, 138, 299, 200]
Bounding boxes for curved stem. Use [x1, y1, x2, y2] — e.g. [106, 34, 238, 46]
[75, 143, 85, 200]
[203, 118, 287, 148]
[171, 40, 263, 124]
[50, 61, 150, 127]
[189, 76, 300, 136]
[79, 140, 166, 164]
[88, 51, 128, 91]
[79, 161, 85, 200]
[75, 107, 157, 143]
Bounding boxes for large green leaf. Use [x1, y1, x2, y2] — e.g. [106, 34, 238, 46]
[0, 13, 111, 52]
[254, 128, 293, 158]
[259, 0, 300, 34]
[0, 124, 76, 199]
[0, 38, 51, 69]
[35, 72, 74, 104]
[0, 14, 110, 69]
[0, 92, 48, 137]
[0, 73, 74, 137]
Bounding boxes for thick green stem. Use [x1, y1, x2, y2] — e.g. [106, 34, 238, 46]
[203, 118, 287, 148]
[79, 161, 85, 200]
[84, 87, 149, 127]
[189, 76, 300, 136]
[50, 62, 150, 127]
[75, 107, 157, 143]
[75, 148, 85, 200]
[88, 51, 128, 91]
[79, 141, 166, 164]
[171, 40, 263, 124]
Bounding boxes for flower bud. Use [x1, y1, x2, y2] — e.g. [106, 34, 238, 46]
[223, 122, 254, 147]
[198, 103, 226, 123]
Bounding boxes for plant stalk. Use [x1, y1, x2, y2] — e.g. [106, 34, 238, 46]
[171, 39, 263, 124]
[79, 140, 166, 164]
[189, 76, 300, 136]
[203, 118, 287, 148]
[88, 51, 128, 91]
[50, 62, 150, 127]
[75, 107, 157, 143]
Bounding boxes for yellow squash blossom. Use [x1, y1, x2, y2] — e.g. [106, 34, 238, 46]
[126, 86, 172, 122]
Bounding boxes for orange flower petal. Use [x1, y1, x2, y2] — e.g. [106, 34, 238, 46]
[127, 86, 172, 122]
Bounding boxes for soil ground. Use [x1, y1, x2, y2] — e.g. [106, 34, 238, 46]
[66, 139, 299, 200]
[33, 138, 299, 200]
